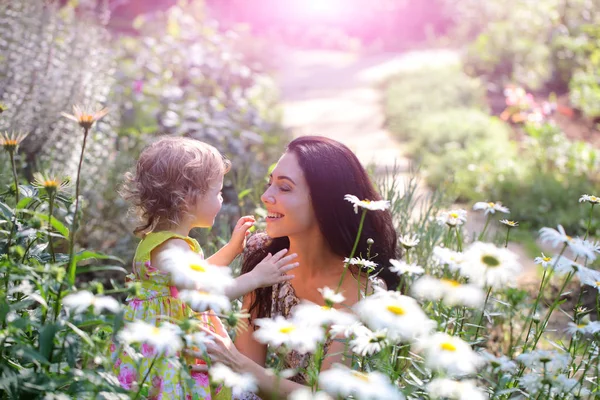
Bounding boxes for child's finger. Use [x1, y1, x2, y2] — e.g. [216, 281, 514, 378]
[275, 253, 298, 266]
[190, 364, 209, 373]
[261, 252, 273, 262]
[270, 248, 289, 262]
[278, 274, 295, 283]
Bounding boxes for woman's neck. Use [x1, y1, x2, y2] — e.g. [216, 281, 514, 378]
[287, 233, 343, 280]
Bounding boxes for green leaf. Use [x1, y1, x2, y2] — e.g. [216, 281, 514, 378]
[0, 201, 13, 219]
[73, 250, 124, 265]
[37, 214, 70, 239]
[11, 346, 49, 366]
[76, 265, 128, 275]
[237, 188, 252, 200]
[38, 324, 58, 360]
[66, 321, 94, 347]
[16, 197, 33, 209]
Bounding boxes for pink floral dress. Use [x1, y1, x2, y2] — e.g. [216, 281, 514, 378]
[110, 231, 230, 400]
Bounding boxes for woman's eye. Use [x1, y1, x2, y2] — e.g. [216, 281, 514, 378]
[280, 186, 291, 192]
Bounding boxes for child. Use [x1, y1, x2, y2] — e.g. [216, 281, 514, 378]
[110, 137, 298, 399]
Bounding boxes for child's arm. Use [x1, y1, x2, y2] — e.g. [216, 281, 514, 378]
[206, 216, 255, 266]
[224, 249, 299, 300]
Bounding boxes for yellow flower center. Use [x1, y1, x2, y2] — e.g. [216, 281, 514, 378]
[488, 202, 495, 207]
[279, 325, 296, 334]
[43, 179, 59, 188]
[450, 212, 459, 219]
[591, 196, 599, 202]
[151, 327, 160, 335]
[441, 279, 461, 287]
[351, 371, 370, 382]
[440, 342, 457, 352]
[321, 305, 332, 311]
[577, 324, 586, 329]
[190, 264, 206, 272]
[386, 304, 405, 315]
[596, 281, 600, 286]
[481, 255, 500, 267]
[543, 257, 551, 262]
[3, 139, 17, 146]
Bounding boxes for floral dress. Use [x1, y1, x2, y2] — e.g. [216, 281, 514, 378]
[110, 231, 230, 400]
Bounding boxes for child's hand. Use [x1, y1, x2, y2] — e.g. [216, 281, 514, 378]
[228, 216, 256, 255]
[250, 249, 299, 288]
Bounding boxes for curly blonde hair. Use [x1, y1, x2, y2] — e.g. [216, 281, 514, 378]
[121, 136, 231, 236]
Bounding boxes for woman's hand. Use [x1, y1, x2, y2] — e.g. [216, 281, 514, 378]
[187, 323, 244, 373]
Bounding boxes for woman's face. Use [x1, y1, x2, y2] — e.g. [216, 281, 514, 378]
[261, 152, 317, 238]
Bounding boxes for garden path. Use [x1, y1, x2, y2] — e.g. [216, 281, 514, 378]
[274, 49, 564, 335]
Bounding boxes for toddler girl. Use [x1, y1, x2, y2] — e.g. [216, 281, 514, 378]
[110, 137, 298, 399]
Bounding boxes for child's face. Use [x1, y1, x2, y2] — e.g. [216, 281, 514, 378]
[191, 174, 224, 228]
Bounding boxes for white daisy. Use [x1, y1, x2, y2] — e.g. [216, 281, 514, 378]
[539, 225, 596, 261]
[534, 253, 554, 268]
[418, 333, 484, 376]
[479, 351, 517, 373]
[437, 209, 468, 227]
[519, 373, 544, 394]
[517, 350, 571, 374]
[291, 301, 357, 328]
[319, 364, 403, 400]
[427, 378, 486, 400]
[579, 194, 600, 204]
[117, 321, 183, 357]
[411, 276, 485, 308]
[253, 316, 325, 354]
[389, 259, 425, 276]
[184, 331, 215, 353]
[473, 201, 510, 215]
[317, 286, 345, 305]
[555, 258, 600, 283]
[460, 242, 522, 288]
[399, 234, 420, 249]
[210, 363, 258, 397]
[344, 257, 378, 270]
[500, 219, 519, 227]
[344, 194, 390, 214]
[289, 388, 333, 400]
[433, 246, 464, 271]
[63, 291, 120, 314]
[156, 247, 234, 293]
[354, 289, 436, 343]
[178, 290, 231, 313]
[349, 325, 389, 356]
[329, 321, 365, 339]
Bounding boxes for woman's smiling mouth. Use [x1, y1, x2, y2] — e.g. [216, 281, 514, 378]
[266, 212, 284, 221]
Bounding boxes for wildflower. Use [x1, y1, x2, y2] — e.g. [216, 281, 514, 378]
[292, 301, 357, 328]
[433, 246, 464, 271]
[480, 351, 517, 373]
[329, 321, 365, 339]
[427, 378, 486, 400]
[0, 103, 6, 113]
[118, 321, 183, 357]
[344, 257, 377, 270]
[184, 331, 215, 353]
[460, 242, 522, 288]
[317, 286, 345, 305]
[344, 194, 390, 214]
[354, 289, 435, 343]
[1, 131, 29, 153]
[473, 201, 510, 215]
[289, 388, 333, 400]
[519, 373, 544, 395]
[178, 290, 231, 313]
[61, 105, 109, 130]
[253, 316, 325, 354]
[349, 326, 389, 356]
[579, 194, 600, 205]
[411, 276, 485, 308]
[32, 172, 71, 195]
[399, 234, 420, 249]
[418, 333, 484, 376]
[62, 290, 120, 314]
[517, 350, 571, 374]
[389, 259, 424, 276]
[319, 364, 403, 400]
[555, 258, 600, 283]
[210, 363, 258, 397]
[539, 225, 596, 260]
[155, 247, 233, 293]
[534, 253, 554, 268]
[437, 209, 467, 227]
[500, 219, 519, 227]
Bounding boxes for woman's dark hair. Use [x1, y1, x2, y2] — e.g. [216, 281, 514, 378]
[241, 136, 399, 321]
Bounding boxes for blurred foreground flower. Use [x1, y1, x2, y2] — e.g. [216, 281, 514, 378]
[411, 276, 485, 308]
[1, 131, 29, 153]
[62, 290, 120, 314]
[118, 320, 183, 357]
[460, 242, 521, 288]
[427, 378, 486, 400]
[61, 105, 109, 130]
[178, 290, 231, 313]
[344, 194, 390, 214]
[289, 388, 333, 400]
[253, 316, 324, 354]
[539, 225, 596, 260]
[210, 363, 257, 397]
[419, 332, 484, 376]
[319, 364, 404, 400]
[389, 259, 424, 276]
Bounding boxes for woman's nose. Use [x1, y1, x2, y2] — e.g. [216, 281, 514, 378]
[261, 188, 275, 205]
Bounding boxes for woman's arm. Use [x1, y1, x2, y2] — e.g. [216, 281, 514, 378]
[233, 294, 267, 366]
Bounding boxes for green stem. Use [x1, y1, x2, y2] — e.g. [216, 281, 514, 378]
[133, 354, 158, 400]
[478, 214, 491, 241]
[5, 151, 19, 253]
[455, 226, 463, 252]
[48, 193, 56, 263]
[473, 287, 492, 342]
[337, 209, 367, 292]
[584, 204, 595, 241]
[504, 227, 511, 248]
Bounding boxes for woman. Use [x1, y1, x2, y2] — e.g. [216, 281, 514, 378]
[191, 136, 400, 398]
